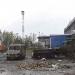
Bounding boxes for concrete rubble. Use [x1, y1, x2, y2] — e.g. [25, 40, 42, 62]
[16, 60, 72, 71]
[16, 61, 51, 71]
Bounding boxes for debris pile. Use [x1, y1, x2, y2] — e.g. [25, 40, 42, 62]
[16, 61, 52, 70]
[16, 60, 72, 71]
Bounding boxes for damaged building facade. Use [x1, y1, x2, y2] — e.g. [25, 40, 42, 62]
[64, 18, 75, 34]
[38, 18, 75, 49]
[38, 34, 71, 49]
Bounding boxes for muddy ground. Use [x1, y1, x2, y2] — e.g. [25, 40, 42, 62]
[0, 59, 75, 75]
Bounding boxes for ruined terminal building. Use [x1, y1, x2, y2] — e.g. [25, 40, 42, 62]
[64, 18, 75, 34]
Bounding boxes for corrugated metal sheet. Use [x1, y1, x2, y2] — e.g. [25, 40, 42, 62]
[50, 35, 71, 48]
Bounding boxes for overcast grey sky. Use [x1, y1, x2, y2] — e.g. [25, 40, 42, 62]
[0, 0, 75, 36]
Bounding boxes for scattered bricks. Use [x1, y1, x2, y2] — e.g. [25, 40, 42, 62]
[16, 61, 72, 71]
[16, 61, 52, 70]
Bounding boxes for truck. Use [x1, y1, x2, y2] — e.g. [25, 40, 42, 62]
[7, 44, 26, 60]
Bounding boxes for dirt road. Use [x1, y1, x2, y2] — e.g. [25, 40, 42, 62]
[0, 59, 74, 75]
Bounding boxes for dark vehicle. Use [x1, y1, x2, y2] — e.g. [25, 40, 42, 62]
[32, 48, 57, 59]
[7, 44, 26, 60]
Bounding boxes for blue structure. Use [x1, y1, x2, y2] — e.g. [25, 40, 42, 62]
[50, 34, 71, 48]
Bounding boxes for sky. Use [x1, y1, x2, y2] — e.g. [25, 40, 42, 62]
[0, 0, 75, 36]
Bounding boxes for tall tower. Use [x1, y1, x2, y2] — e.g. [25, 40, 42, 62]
[21, 11, 24, 39]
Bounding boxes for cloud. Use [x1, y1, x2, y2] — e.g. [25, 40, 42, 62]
[0, 0, 75, 35]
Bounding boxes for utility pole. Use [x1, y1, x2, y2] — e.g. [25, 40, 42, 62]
[21, 11, 24, 40]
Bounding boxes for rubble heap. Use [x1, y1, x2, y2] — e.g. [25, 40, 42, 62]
[16, 60, 72, 71]
[16, 61, 52, 70]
